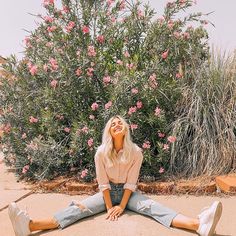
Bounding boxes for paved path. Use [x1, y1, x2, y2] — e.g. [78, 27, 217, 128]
[0, 152, 235, 236]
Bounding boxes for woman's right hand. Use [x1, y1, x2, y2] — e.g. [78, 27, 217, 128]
[106, 206, 124, 221]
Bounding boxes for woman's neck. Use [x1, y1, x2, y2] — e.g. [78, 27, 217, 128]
[113, 136, 124, 153]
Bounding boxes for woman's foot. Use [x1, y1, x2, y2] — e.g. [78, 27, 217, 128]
[197, 201, 222, 236]
[8, 202, 31, 236]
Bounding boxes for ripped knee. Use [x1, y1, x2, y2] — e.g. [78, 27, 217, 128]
[137, 199, 155, 212]
[71, 200, 93, 213]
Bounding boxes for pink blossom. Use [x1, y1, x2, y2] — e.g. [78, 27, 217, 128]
[49, 58, 58, 70]
[89, 115, 95, 120]
[167, 20, 174, 29]
[107, 0, 115, 6]
[87, 138, 94, 147]
[126, 63, 134, 70]
[142, 141, 151, 149]
[43, 0, 54, 7]
[124, 51, 130, 58]
[44, 16, 54, 23]
[183, 32, 190, 39]
[24, 37, 31, 47]
[158, 16, 165, 24]
[149, 73, 158, 88]
[179, 0, 186, 5]
[26, 141, 38, 150]
[173, 31, 180, 39]
[21, 133, 27, 139]
[128, 106, 137, 115]
[176, 73, 183, 79]
[136, 101, 143, 109]
[47, 26, 57, 33]
[82, 25, 90, 34]
[105, 101, 112, 110]
[46, 42, 53, 47]
[91, 102, 99, 111]
[162, 50, 169, 59]
[116, 60, 123, 65]
[81, 169, 88, 178]
[62, 5, 69, 13]
[103, 76, 111, 84]
[22, 165, 30, 174]
[29, 65, 38, 76]
[119, 0, 126, 10]
[88, 45, 96, 57]
[81, 126, 89, 134]
[64, 127, 71, 133]
[76, 50, 81, 57]
[131, 88, 139, 94]
[97, 35, 105, 43]
[159, 167, 165, 174]
[29, 116, 38, 123]
[163, 144, 169, 150]
[56, 114, 64, 120]
[1, 123, 11, 134]
[87, 67, 94, 77]
[155, 107, 161, 116]
[111, 17, 116, 23]
[76, 68, 82, 76]
[158, 132, 165, 138]
[167, 136, 176, 143]
[65, 21, 75, 32]
[50, 79, 58, 89]
[43, 64, 48, 72]
[137, 9, 144, 18]
[130, 124, 138, 130]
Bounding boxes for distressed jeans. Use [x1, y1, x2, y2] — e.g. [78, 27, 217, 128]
[54, 183, 178, 229]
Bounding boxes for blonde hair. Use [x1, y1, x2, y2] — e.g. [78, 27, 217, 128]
[101, 115, 135, 167]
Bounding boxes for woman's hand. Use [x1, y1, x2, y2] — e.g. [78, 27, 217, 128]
[106, 205, 124, 221]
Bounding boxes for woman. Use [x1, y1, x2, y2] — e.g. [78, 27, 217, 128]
[8, 115, 222, 236]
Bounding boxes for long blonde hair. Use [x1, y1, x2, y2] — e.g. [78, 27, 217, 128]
[101, 115, 135, 167]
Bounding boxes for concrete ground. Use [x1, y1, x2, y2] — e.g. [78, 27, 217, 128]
[1, 153, 235, 236]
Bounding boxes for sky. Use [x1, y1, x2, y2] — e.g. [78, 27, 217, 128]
[0, 0, 235, 59]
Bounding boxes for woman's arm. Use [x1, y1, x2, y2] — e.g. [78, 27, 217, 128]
[102, 189, 113, 210]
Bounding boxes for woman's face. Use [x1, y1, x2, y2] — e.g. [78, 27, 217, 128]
[110, 117, 126, 139]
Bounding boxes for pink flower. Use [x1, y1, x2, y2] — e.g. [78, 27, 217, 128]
[43, 0, 54, 7]
[105, 101, 112, 110]
[64, 127, 71, 133]
[136, 101, 143, 109]
[159, 167, 165, 174]
[76, 68, 82, 76]
[29, 116, 38, 123]
[44, 16, 54, 23]
[91, 102, 99, 111]
[126, 63, 134, 70]
[24, 37, 31, 47]
[137, 9, 144, 18]
[162, 50, 169, 59]
[149, 73, 158, 88]
[107, 0, 115, 6]
[87, 67, 94, 77]
[183, 32, 190, 39]
[142, 141, 151, 149]
[81, 126, 89, 134]
[158, 16, 165, 24]
[47, 26, 57, 33]
[88, 45, 96, 57]
[56, 114, 64, 120]
[116, 60, 123, 65]
[158, 132, 165, 138]
[163, 144, 169, 150]
[87, 138, 94, 147]
[82, 25, 90, 34]
[29, 65, 38, 76]
[21, 133, 27, 139]
[50, 79, 58, 89]
[49, 58, 58, 70]
[43, 64, 48, 72]
[62, 5, 69, 13]
[179, 0, 186, 5]
[89, 115, 95, 120]
[167, 20, 174, 29]
[111, 17, 116, 23]
[76, 50, 81, 57]
[119, 0, 126, 10]
[173, 31, 180, 39]
[81, 169, 88, 178]
[65, 21, 75, 32]
[131, 88, 139, 94]
[22, 165, 30, 174]
[176, 73, 183, 79]
[167, 136, 176, 143]
[97, 35, 105, 43]
[130, 124, 138, 130]
[124, 51, 130, 58]
[103, 76, 111, 84]
[128, 106, 137, 115]
[155, 107, 161, 116]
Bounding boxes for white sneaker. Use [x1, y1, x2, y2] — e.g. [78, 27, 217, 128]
[8, 202, 31, 236]
[197, 201, 222, 236]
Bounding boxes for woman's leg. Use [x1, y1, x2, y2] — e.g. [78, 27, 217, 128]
[171, 214, 199, 231]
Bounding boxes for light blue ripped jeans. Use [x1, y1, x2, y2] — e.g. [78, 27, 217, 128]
[54, 183, 178, 229]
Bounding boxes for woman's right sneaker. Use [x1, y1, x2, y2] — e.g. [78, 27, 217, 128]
[8, 202, 31, 236]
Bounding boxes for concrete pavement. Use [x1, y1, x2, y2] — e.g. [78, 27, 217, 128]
[1, 153, 235, 236]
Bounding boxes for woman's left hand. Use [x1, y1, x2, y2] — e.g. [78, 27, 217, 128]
[106, 205, 124, 221]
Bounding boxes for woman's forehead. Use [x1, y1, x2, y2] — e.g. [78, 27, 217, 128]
[111, 117, 121, 123]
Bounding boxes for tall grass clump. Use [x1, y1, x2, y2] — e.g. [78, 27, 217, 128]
[170, 50, 236, 177]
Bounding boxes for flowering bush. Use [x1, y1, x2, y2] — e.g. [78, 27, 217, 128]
[0, 0, 209, 180]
